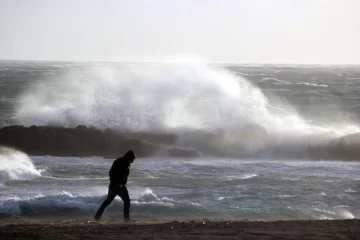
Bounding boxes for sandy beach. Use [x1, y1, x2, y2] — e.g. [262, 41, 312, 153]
[0, 219, 359, 240]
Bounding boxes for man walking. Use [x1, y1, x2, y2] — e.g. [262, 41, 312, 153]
[95, 150, 136, 221]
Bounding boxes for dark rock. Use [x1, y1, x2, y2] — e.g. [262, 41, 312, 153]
[75, 125, 88, 131]
[0, 125, 163, 157]
[338, 133, 360, 160]
[0, 124, 359, 160]
[117, 138, 157, 157]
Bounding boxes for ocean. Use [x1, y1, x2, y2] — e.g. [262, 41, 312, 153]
[0, 61, 359, 220]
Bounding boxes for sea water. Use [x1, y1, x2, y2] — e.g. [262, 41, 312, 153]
[0, 153, 359, 220]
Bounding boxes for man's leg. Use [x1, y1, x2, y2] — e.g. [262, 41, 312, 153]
[94, 185, 117, 220]
[118, 186, 131, 221]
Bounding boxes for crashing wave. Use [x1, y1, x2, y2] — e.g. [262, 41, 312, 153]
[0, 146, 41, 186]
[9, 63, 360, 159]
[0, 188, 205, 218]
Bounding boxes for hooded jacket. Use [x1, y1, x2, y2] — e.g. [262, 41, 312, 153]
[109, 151, 135, 185]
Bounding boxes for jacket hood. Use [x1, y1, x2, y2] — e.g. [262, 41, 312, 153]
[123, 150, 136, 160]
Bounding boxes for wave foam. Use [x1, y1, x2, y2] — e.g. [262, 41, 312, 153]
[226, 173, 257, 180]
[296, 82, 328, 88]
[0, 188, 205, 218]
[0, 147, 41, 186]
[14, 63, 330, 133]
[12, 62, 360, 158]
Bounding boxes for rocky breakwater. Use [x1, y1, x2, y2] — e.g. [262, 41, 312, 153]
[0, 124, 269, 158]
[0, 125, 177, 157]
[308, 132, 360, 160]
[0, 125, 360, 160]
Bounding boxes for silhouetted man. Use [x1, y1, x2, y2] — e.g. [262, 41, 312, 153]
[95, 150, 136, 221]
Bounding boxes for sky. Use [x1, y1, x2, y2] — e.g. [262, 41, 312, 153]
[0, 0, 359, 64]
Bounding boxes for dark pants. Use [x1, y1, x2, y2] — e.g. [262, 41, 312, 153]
[95, 184, 131, 220]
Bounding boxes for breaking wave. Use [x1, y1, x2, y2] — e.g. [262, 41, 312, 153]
[0, 187, 356, 220]
[15, 63, 354, 133]
[0, 147, 41, 186]
[0, 188, 208, 219]
[15, 63, 272, 130]
[12, 62, 360, 158]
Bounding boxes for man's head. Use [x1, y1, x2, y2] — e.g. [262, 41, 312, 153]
[123, 150, 136, 163]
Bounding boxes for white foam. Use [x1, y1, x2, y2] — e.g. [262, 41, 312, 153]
[137, 188, 161, 202]
[14, 63, 271, 130]
[345, 188, 356, 193]
[217, 196, 233, 201]
[15, 62, 352, 134]
[296, 82, 328, 88]
[312, 207, 357, 219]
[259, 77, 287, 83]
[0, 192, 100, 215]
[13, 62, 360, 158]
[0, 147, 41, 186]
[338, 210, 355, 219]
[0, 188, 201, 216]
[226, 173, 257, 180]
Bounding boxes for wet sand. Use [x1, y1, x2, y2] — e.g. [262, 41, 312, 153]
[0, 219, 359, 239]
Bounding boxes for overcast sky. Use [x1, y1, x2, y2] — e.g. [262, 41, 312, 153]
[0, 0, 359, 64]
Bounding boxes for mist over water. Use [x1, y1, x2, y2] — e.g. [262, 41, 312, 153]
[15, 64, 267, 129]
[15, 63, 356, 134]
[10, 62, 360, 158]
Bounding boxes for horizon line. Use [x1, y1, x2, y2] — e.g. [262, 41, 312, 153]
[0, 58, 360, 66]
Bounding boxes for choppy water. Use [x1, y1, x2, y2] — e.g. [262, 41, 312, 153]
[0, 61, 359, 220]
[0, 150, 359, 220]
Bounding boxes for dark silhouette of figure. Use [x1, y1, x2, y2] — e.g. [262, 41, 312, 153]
[95, 150, 136, 221]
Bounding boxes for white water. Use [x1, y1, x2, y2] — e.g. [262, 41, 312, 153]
[0, 147, 41, 186]
[12, 63, 360, 158]
[0, 156, 359, 220]
[15, 63, 358, 134]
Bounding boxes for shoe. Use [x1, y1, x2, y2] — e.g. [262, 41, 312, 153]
[94, 216, 101, 221]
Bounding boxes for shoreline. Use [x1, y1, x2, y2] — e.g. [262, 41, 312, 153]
[0, 219, 359, 239]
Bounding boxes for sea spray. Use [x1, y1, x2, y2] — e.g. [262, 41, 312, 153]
[14, 63, 305, 132]
[13, 63, 360, 158]
[0, 146, 41, 186]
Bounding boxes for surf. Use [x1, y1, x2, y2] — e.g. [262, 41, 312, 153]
[0, 146, 41, 186]
[13, 62, 360, 158]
